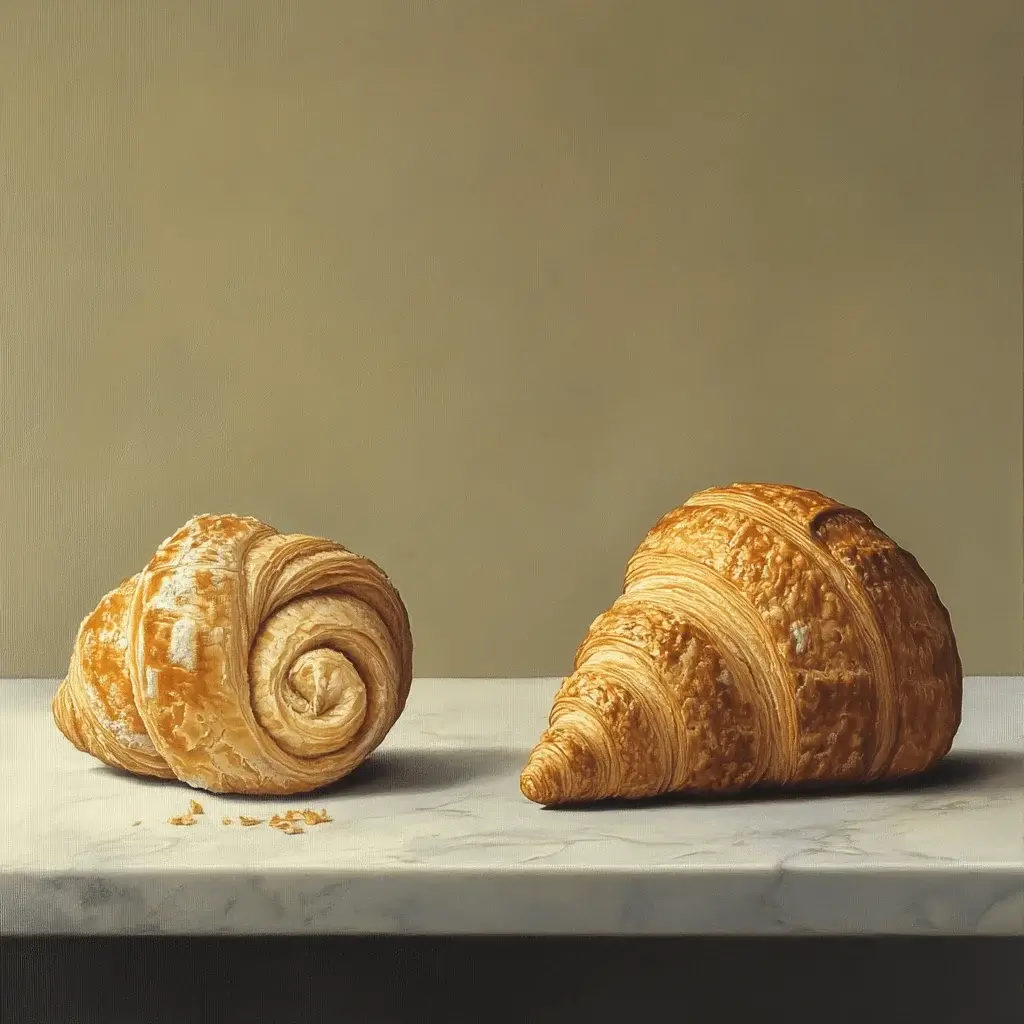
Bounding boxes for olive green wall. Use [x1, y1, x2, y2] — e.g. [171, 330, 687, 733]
[1, 2, 1021, 678]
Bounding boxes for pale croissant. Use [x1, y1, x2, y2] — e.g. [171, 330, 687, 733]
[521, 483, 962, 806]
[53, 513, 413, 795]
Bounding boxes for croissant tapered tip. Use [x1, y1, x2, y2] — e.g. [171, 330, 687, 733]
[519, 738, 590, 806]
[519, 761, 559, 806]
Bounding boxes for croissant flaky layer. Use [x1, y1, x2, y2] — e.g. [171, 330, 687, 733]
[53, 514, 413, 795]
[520, 482, 962, 806]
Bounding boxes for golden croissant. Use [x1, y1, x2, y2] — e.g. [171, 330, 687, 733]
[53, 513, 413, 795]
[520, 482, 962, 806]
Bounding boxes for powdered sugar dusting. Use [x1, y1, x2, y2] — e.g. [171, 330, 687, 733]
[168, 616, 198, 671]
[146, 667, 159, 699]
[149, 568, 196, 612]
[83, 687, 157, 751]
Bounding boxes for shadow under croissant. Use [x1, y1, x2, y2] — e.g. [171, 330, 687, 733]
[537, 750, 1024, 810]
[88, 749, 1020, 808]
[87, 747, 526, 801]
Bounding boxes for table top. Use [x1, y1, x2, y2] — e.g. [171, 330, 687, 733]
[2, 675, 1021, 936]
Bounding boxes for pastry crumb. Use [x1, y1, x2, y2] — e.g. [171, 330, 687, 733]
[265, 808, 332, 829]
[300, 808, 332, 826]
[164, 804, 329, 833]
[269, 814, 305, 835]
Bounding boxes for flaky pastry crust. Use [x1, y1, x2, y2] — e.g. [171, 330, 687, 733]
[53, 514, 413, 795]
[520, 483, 962, 806]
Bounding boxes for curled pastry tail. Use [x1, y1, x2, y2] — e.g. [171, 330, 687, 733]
[520, 717, 610, 806]
[520, 659, 678, 805]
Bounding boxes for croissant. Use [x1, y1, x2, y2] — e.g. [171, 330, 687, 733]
[520, 482, 962, 806]
[53, 513, 413, 795]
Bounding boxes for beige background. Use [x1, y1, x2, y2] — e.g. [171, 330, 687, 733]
[1, 1, 1021, 680]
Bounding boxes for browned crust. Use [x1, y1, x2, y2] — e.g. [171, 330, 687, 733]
[52, 513, 414, 796]
[52, 573, 174, 779]
[812, 509, 962, 775]
[521, 482, 962, 805]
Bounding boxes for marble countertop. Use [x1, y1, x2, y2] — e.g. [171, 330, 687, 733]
[1, 676, 1021, 937]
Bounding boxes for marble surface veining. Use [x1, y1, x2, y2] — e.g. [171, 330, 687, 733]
[1, 677, 1021, 936]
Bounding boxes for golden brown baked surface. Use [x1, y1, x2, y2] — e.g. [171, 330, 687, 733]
[520, 482, 962, 806]
[53, 514, 413, 795]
